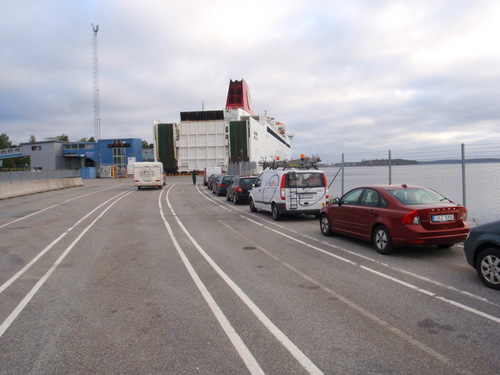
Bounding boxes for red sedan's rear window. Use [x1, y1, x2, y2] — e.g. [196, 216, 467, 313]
[388, 188, 452, 205]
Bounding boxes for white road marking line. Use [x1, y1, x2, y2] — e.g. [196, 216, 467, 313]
[220, 222, 474, 375]
[165, 184, 324, 375]
[0, 190, 132, 295]
[0, 184, 127, 229]
[361, 266, 500, 324]
[158, 186, 265, 375]
[242, 213, 500, 324]
[0, 191, 134, 338]
[298, 233, 498, 307]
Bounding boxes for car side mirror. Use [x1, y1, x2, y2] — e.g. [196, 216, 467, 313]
[333, 197, 340, 205]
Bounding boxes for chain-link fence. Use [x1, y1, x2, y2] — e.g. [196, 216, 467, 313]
[228, 161, 259, 176]
[321, 143, 500, 226]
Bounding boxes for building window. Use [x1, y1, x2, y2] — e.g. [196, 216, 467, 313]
[113, 147, 126, 173]
[31, 146, 42, 151]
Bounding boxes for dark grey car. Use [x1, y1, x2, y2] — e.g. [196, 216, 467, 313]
[226, 176, 257, 204]
[213, 175, 234, 196]
[464, 220, 500, 290]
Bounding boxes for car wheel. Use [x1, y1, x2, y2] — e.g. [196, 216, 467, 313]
[271, 203, 281, 221]
[319, 214, 333, 236]
[476, 247, 500, 290]
[373, 225, 394, 254]
[233, 194, 238, 205]
[249, 198, 257, 212]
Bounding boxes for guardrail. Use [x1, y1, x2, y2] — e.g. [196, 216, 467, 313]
[0, 170, 83, 200]
[0, 170, 81, 184]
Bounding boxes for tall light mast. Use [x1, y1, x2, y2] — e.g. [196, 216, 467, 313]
[91, 24, 101, 141]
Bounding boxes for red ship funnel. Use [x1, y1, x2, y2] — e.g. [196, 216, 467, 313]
[225, 79, 254, 115]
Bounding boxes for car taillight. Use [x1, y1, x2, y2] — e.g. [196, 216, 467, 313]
[220, 184, 226, 188]
[237, 187, 243, 193]
[323, 173, 329, 199]
[280, 175, 286, 200]
[402, 210, 421, 224]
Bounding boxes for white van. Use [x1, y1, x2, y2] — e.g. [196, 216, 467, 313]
[204, 166, 222, 186]
[249, 169, 329, 220]
[133, 162, 165, 190]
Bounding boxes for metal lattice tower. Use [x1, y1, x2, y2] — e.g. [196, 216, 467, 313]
[92, 24, 101, 141]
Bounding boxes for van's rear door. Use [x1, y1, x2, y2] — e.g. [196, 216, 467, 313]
[287, 172, 327, 211]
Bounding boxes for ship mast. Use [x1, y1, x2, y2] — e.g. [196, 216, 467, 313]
[91, 24, 101, 141]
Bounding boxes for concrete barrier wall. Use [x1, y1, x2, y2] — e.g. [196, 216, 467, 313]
[0, 177, 84, 200]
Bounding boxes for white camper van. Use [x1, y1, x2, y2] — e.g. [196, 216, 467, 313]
[133, 162, 165, 189]
[249, 168, 329, 220]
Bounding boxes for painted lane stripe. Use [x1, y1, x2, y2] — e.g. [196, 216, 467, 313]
[0, 190, 132, 295]
[0, 190, 134, 338]
[220, 222, 474, 375]
[0, 184, 127, 229]
[230, 213, 500, 323]
[158, 186, 265, 375]
[166, 184, 323, 375]
[361, 266, 500, 324]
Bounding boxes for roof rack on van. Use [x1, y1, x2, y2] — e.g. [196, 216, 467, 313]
[260, 155, 321, 170]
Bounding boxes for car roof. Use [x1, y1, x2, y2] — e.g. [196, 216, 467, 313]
[351, 184, 426, 191]
[261, 169, 324, 174]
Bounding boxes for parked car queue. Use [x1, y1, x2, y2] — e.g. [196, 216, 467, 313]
[201, 173, 498, 290]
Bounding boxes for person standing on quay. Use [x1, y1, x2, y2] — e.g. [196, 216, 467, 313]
[192, 169, 197, 185]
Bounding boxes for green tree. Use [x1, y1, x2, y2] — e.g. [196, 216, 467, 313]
[88, 136, 95, 142]
[56, 134, 69, 141]
[142, 141, 154, 149]
[0, 133, 12, 149]
[14, 156, 30, 168]
[2, 158, 14, 168]
[29, 135, 36, 143]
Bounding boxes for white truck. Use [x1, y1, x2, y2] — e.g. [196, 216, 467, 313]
[133, 162, 165, 190]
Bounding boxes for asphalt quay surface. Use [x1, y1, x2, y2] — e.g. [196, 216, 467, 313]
[0, 176, 499, 374]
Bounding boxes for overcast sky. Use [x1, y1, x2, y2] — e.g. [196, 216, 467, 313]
[1, 0, 499, 161]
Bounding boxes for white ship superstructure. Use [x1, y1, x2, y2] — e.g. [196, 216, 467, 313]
[155, 79, 292, 174]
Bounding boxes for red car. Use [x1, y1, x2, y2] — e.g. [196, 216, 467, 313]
[319, 184, 470, 254]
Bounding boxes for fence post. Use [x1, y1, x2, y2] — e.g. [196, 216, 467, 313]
[461, 143, 466, 206]
[341, 153, 345, 196]
[388, 150, 392, 185]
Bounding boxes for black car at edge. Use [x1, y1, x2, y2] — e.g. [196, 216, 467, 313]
[464, 220, 500, 290]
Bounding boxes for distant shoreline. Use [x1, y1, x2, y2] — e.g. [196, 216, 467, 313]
[322, 158, 500, 167]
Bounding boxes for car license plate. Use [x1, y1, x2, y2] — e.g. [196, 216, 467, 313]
[432, 214, 454, 222]
[300, 194, 313, 199]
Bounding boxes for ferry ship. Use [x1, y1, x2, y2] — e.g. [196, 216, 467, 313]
[155, 79, 292, 174]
